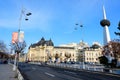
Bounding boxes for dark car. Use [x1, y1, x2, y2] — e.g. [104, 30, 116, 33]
[3, 60, 8, 64]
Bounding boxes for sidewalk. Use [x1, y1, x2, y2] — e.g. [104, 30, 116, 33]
[0, 64, 18, 80]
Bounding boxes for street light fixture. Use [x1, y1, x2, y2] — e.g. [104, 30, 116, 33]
[75, 23, 85, 69]
[75, 23, 83, 41]
[13, 7, 32, 71]
[25, 12, 32, 21]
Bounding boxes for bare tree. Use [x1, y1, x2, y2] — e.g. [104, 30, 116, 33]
[102, 40, 120, 59]
[0, 40, 7, 52]
[65, 53, 71, 62]
[10, 41, 26, 61]
[100, 40, 120, 67]
[114, 21, 120, 37]
[55, 53, 60, 62]
[109, 40, 120, 59]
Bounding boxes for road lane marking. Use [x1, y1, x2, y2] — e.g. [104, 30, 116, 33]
[32, 67, 36, 70]
[45, 72, 55, 77]
[64, 70, 76, 74]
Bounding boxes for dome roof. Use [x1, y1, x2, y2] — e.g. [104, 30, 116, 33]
[91, 44, 101, 49]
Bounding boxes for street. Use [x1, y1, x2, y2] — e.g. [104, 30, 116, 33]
[18, 63, 120, 80]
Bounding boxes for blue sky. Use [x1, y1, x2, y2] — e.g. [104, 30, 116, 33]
[0, 0, 120, 52]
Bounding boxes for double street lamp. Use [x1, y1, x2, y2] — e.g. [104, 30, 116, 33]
[75, 23, 83, 42]
[13, 7, 32, 71]
[75, 23, 85, 69]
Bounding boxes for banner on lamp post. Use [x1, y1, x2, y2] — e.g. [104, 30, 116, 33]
[19, 31, 24, 42]
[12, 32, 18, 43]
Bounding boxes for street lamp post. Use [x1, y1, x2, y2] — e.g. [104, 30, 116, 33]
[13, 43, 19, 71]
[75, 23, 83, 42]
[75, 23, 85, 69]
[13, 7, 32, 71]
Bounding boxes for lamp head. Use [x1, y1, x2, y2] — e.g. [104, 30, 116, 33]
[26, 12, 32, 16]
[25, 18, 28, 21]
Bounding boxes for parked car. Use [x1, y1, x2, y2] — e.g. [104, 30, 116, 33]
[3, 60, 8, 64]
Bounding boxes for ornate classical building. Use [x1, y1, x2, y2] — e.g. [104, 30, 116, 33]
[27, 37, 76, 62]
[27, 37, 102, 64]
[84, 44, 102, 63]
[78, 42, 102, 64]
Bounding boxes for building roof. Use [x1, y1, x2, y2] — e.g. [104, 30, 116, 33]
[29, 37, 54, 48]
[90, 44, 101, 49]
[54, 46, 74, 49]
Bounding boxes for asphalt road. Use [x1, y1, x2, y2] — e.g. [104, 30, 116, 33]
[18, 63, 120, 80]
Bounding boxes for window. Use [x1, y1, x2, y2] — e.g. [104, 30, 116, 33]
[96, 58, 98, 60]
[96, 53, 97, 56]
[60, 53, 62, 56]
[87, 58, 88, 60]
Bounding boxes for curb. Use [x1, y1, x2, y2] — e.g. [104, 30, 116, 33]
[8, 63, 24, 80]
[17, 69, 24, 80]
